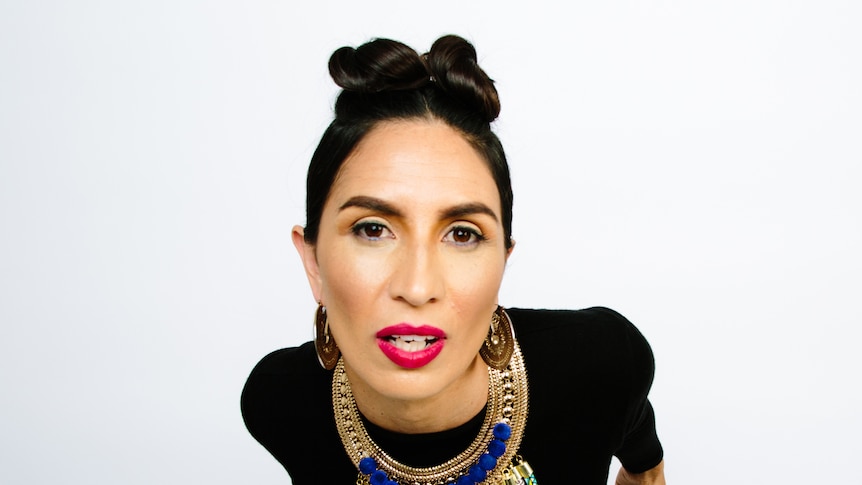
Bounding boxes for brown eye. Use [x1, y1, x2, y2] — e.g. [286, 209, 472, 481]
[352, 222, 392, 241]
[363, 224, 384, 238]
[452, 228, 474, 243]
[443, 226, 485, 247]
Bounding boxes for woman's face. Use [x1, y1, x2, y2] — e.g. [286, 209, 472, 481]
[294, 119, 511, 405]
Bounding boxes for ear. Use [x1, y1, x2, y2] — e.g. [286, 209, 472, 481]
[292, 225, 323, 303]
[505, 238, 516, 261]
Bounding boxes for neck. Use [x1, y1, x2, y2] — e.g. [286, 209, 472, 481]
[346, 356, 489, 434]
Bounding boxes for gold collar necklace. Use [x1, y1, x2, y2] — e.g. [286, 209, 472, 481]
[332, 341, 536, 485]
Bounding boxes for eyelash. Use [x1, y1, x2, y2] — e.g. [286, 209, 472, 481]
[444, 226, 487, 246]
[351, 221, 393, 241]
[350, 222, 487, 247]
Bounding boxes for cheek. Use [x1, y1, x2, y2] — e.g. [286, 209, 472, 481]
[446, 256, 506, 310]
[317, 246, 386, 316]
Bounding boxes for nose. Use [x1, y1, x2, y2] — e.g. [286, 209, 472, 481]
[388, 241, 445, 306]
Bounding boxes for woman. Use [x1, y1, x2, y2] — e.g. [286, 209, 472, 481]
[241, 35, 665, 485]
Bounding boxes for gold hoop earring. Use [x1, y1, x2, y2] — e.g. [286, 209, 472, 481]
[480, 306, 515, 370]
[314, 304, 340, 370]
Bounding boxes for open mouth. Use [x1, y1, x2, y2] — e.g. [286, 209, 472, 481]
[384, 335, 440, 352]
[376, 324, 447, 368]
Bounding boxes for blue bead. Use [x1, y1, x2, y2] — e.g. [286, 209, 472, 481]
[359, 457, 378, 475]
[370, 470, 388, 485]
[456, 475, 473, 485]
[493, 422, 512, 440]
[488, 439, 506, 458]
[384, 481, 398, 485]
[468, 464, 487, 482]
[478, 453, 497, 471]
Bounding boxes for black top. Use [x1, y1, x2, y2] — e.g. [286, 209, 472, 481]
[241, 307, 663, 484]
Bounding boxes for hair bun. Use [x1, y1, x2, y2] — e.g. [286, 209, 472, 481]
[328, 35, 500, 122]
[426, 35, 500, 122]
[328, 39, 428, 93]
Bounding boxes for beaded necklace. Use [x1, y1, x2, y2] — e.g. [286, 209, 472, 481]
[332, 341, 536, 485]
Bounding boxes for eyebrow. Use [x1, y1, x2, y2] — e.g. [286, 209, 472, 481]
[339, 196, 402, 216]
[339, 196, 499, 222]
[440, 202, 499, 222]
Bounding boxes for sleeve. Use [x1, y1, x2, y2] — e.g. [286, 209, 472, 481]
[240, 343, 353, 482]
[616, 398, 663, 472]
[597, 308, 664, 473]
[240, 348, 293, 461]
[240, 345, 320, 472]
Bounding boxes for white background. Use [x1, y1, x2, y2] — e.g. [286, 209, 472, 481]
[1, 1, 860, 484]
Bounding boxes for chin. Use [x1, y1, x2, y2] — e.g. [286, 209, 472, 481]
[354, 365, 456, 405]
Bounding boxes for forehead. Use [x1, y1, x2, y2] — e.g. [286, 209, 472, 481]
[328, 120, 500, 209]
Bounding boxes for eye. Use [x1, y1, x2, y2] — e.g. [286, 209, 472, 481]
[443, 226, 486, 246]
[352, 221, 394, 241]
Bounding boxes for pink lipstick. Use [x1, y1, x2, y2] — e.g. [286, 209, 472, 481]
[376, 324, 446, 369]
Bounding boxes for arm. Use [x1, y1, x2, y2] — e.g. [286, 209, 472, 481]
[603, 308, 663, 485]
[615, 459, 665, 485]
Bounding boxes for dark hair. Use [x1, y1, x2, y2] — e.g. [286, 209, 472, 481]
[303, 35, 513, 250]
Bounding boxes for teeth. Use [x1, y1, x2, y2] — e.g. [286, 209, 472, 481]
[387, 335, 436, 352]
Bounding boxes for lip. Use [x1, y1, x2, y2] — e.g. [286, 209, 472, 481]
[376, 323, 446, 369]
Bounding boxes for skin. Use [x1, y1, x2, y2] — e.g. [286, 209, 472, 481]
[293, 118, 667, 483]
[617, 459, 666, 485]
[293, 119, 511, 434]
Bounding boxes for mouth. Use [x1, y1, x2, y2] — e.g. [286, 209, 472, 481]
[376, 324, 446, 369]
[382, 334, 441, 351]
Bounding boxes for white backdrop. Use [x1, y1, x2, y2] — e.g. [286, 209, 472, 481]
[1, 1, 860, 484]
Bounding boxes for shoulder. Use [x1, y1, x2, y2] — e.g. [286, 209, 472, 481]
[508, 306, 652, 355]
[241, 341, 327, 407]
[507, 306, 633, 330]
[240, 342, 332, 445]
[241, 343, 353, 478]
[507, 306, 655, 392]
[244, 342, 318, 377]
